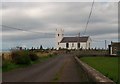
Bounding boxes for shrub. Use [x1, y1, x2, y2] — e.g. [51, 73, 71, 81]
[11, 50, 31, 65]
[29, 52, 39, 61]
[2, 60, 17, 72]
[2, 60, 11, 69]
[2, 53, 5, 60]
[53, 52, 57, 55]
[48, 54, 53, 57]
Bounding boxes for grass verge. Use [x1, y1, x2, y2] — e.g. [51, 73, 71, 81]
[52, 61, 67, 82]
[2, 53, 57, 72]
[80, 57, 118, 83]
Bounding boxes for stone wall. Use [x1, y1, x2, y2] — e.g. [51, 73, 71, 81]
[73, 50, 109, 57]
[74, 56, 115, 84]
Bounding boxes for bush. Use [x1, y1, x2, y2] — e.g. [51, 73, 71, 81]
[2, 60, 11, 69]
[29, 52, 39, 61]
[2, 60, 18, 72]
[53, 52, 57, 56]
[48, 54, 53, 57]
[11, 50, 31, 65]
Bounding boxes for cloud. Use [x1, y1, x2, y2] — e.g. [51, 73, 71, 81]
[1, 2, 118, 49]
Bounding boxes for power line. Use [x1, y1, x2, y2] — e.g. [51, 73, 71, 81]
[92, 40, 104, 42]
[1, 24, 78, 36]
[1, 25, 55, 36]
[1, 25, 118, 40]
[83, 0, 94, 35]
[2, 25, 23, 31]
[1, 25, 56, 48]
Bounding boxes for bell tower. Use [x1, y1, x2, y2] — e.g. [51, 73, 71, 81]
[55, 29, 64, 50]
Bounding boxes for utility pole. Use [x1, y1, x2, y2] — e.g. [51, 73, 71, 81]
[78, 32, 80, 37]
[77, 32, 80, 49]
[105, 40, 107, 50]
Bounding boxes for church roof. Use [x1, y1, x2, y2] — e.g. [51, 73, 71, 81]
[60, 36, 89, 43]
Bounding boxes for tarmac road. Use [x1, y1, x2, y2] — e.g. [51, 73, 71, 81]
[2, 53, 89, 82]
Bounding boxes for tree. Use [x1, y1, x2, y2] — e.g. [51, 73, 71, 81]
[51, 47, 54, 50]
[40, 45, 43, 50]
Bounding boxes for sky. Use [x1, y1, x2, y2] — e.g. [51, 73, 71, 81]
[0, 1, 119, 51]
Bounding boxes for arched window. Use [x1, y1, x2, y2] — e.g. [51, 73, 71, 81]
[89, 43, 90, 48]
[66, 43, 69, 48]
[78, 43, 80, 48]
[58, 34, 59, 36]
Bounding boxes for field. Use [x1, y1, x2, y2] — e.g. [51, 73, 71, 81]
[80, 57, 118, 83]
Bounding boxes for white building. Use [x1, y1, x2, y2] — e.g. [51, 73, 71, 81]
[55, 29, 92, 50]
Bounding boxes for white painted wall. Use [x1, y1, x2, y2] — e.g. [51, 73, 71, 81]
[55, 29, 64, 50]
[60, 38, 91, 50]
[60, 42, 87, 49]
[68, 43, 77, 49]
[60, 43, 77, 49]
[79, 37, 91, 49]
[87, 37, 92, 49]
[55, 29, 92, 50]
[80, 42, 87, 49]
[60, 43, 66, 49]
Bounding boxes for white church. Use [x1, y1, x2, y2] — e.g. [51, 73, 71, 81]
[55, 29, 92, 50]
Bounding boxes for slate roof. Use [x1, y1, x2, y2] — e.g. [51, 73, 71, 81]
[60, 36, 89, 43]
[111, 42, 120, 47]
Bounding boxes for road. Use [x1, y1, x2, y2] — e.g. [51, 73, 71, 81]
[2, 53, 89, 82]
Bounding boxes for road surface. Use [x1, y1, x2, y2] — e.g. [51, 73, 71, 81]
[3, 53, 89, 82]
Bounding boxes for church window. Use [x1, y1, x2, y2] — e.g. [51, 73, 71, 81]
[66, 43, 69, 48]
[78, 43, 80, 48]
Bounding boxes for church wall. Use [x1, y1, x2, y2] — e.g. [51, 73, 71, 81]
[55, 29, 64, 50]
[68, 43, 77, 49]
[55, 29, 92, 50]
[60, 42, 89, 50]
[86, 37, 92, 49]
[60, 43, 78, 49]
[59, 43, 66, 49]
[80, 42, 87, 49]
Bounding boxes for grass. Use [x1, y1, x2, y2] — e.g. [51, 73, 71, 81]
[31, 54, 56, 65]
[0, 67, 1, 72]
[2, 61, 29, 72]
[52, 61, 67, 82]
[80, 57, 118, 83]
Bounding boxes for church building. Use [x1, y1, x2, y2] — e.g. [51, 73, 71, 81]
[55, 29, 92, 50]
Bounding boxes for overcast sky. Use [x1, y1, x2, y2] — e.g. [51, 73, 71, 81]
[1, 2, 118, 50]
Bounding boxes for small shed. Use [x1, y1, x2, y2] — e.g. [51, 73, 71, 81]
[108, 42, 120, 55]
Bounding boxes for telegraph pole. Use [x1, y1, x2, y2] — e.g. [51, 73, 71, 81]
[77, 32, 80, 49]
[105, 40, 107, 50]
[78, 32, 80, 37]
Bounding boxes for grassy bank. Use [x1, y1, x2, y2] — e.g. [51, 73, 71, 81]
[80, 57, 118, 83]
[2, 50, 57, 72]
